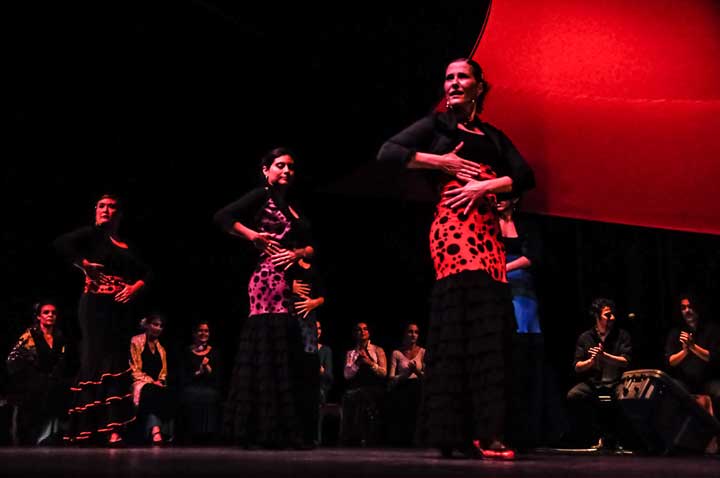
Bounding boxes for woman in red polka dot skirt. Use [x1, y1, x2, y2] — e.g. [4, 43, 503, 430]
[378, 58, 535, 459]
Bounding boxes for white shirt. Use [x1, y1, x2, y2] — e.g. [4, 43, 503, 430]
[389, 347, 425, 380]
[344, 341, 385, 379]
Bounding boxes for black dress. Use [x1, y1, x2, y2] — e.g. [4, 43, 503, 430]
[54, 225, 150, 442]
[178, 346, 223, 443]
[214, 187, 311, 447]
[6, 327, 69, 445]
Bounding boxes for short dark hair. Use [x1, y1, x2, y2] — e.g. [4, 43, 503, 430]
[96, 193, 122, 209]
[678, 293, 697, 307]
[32, 299, 56, 317]
[677, 292, 703, 323]
[589, 298, 615, 321]
[192, 320, 211, 332]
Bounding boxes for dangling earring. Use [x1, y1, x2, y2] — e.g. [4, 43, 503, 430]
[465, 100, 477, 125]
[445, 98, 450, 109]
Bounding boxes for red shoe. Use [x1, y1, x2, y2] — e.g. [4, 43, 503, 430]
[151, 431, 164, 446]
[474, 440, 515, 460]
[482, 448, 515, 460]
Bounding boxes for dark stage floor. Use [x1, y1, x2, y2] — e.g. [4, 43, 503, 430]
[1, 447, 719, 478]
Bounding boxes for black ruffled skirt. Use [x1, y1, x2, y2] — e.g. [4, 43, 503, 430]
[223, 313, 303, 447]
[416, 269, 515, 447]
[65, 294, 135, 443]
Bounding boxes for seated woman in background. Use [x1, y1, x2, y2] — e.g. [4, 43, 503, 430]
[178, 321, 223, 445]
[342, 322, 386, 446]
[6, 300, 69, 445]
[386, 323, 425, 447]
[130, 314, 170, 445]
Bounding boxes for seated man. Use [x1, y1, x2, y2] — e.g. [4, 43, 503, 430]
[567, 298, 632, 449]
[665, 295, 720, 416]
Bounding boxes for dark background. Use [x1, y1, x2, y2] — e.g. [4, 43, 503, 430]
[5, 1, 719, 400]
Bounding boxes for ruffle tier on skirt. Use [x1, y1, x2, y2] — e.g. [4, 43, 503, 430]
[223, 313, 303, 448]
[416, 269, 515, 447]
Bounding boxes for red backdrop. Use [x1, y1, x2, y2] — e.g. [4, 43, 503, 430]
[473, 0, 720, 234]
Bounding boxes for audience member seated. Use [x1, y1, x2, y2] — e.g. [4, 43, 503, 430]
[567, 298, 631, 450]
[6, 300, 69, 445]
[665, 294, 720, 452]
[177, 320, 223, 445]
[130, 314, 170, 445]
[385, 323, 425, 447]
[341, 322, 386, 446]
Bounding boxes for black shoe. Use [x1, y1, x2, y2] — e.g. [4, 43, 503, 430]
[457, 441, 484, 460]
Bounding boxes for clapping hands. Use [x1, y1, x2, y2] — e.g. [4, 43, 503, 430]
[588, 343, 604, 364]
[679, 331, 694, 349]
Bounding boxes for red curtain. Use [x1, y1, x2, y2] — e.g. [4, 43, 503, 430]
[473, 0, 720, 234]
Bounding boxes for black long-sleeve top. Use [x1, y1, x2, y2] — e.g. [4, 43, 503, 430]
[213, 187, 311, 250]
[377, 111, 535, 201]
[179, 346, 224, 391]
[6, 326, 67, 400]
[53, 225, 151, 287]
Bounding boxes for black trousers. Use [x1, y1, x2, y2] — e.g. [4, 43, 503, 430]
[566, 381, 621, 446]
